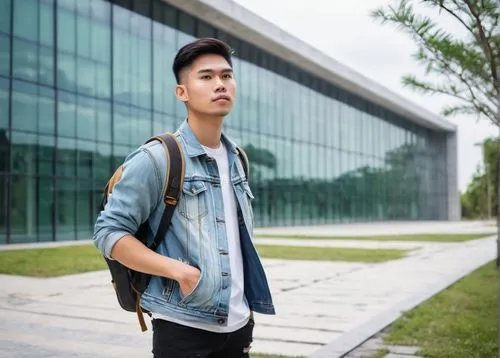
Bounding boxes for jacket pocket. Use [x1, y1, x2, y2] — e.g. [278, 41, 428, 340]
[239, 181, 255, 222]
[178, 268, 204, 306]
[179, 180, 208, 220]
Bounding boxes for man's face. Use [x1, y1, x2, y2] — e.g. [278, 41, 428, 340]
[176, 54, 236, 118]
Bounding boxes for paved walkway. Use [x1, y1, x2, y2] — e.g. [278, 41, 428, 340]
[0, 221, 496, 357]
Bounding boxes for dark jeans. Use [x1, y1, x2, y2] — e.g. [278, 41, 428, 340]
[151, 317, 255, 358]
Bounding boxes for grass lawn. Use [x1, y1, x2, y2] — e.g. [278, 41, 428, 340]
[255, 245, 407, 263]
[380, 260, 497, 358]
[255, 233, 491, 242]
[0, 244, 408, 277]
[0, 244, 106, 277]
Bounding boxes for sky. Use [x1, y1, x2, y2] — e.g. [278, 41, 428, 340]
[233, 0, 497, 192]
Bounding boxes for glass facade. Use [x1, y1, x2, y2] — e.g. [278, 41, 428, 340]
[0, 0, 451, 244]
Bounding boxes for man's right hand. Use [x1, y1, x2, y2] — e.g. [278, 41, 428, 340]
[175, 263, 201, 297]
[109, 236, 202, 297]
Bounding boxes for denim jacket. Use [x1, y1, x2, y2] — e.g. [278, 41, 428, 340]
[93, 119, 275, 326]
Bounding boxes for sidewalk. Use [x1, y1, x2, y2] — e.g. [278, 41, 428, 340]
[0, 222, 496, 357]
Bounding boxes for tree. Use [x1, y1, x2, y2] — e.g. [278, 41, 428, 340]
[463, 137, 500, 218]
[371, 3, 499, 353]
[371, 0, 499, 126]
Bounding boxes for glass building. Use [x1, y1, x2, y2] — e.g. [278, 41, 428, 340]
[0, 0, 459, 244]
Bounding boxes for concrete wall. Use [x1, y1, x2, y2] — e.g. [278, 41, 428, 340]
[446, 132, 461, 220]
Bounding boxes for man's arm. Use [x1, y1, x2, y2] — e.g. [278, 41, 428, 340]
[109, 235, 198, 285]
[93, 147, 199, 293]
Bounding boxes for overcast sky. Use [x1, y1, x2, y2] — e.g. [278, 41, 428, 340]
[234, 0, 497, 192]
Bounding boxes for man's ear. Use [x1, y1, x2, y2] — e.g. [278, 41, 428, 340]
[175, 84, 188, 102]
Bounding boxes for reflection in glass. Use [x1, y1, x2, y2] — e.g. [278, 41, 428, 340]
[0, 77, 9, 130]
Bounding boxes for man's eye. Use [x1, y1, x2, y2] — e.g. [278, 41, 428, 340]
[201, 75, 211, 80]
[223, 74, 233, 79]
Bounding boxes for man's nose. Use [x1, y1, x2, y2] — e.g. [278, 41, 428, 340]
[214, 77, 226, 91]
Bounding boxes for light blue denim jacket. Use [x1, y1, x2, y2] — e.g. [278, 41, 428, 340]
[93, 119, 275, 326]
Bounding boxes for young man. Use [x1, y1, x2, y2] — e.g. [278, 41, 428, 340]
[93, 38, 275, 357]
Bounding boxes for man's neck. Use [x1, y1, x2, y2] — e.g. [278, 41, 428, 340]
[187, 113, 224, 149]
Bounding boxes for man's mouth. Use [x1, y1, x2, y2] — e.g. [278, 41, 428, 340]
[213, 95, 231, 102]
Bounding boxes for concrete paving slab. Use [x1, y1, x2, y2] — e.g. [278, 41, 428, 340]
[308, 235, 495, 357]
[0, 221, 495, 358]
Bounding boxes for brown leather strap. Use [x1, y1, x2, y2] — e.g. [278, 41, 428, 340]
[136, 295, 148, 332]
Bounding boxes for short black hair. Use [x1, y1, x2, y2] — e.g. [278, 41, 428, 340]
[172, 37, 234, 84]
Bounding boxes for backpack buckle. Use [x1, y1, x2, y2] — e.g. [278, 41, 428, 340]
[165, 196, 178, 206]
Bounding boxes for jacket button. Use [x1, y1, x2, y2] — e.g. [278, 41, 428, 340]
[217, 318, 225, 324]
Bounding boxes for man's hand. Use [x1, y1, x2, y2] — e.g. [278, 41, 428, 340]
[175, 263, 201, 297]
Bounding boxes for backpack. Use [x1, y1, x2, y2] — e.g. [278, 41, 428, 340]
[99, 132, 250, 332]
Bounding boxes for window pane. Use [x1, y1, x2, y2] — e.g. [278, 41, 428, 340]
[13, 0, 38, 42]
[38, 135, 54, 176]
[113, 29, 131, 104]
[57, 7, 76, 53]
[76, 0, 90, 16]
[0, 0, 11, 35]
[77, 139, 93, 177]
[56, 137, 76, 177]
[40, 1, 54, 47]
[12, 81, 38, 132]
[76, 57, 95, 96]
[77, 96, 95, 140]
[133, 107, 151, 146]
[91, 21, 111, 63]
[11, 174, 37, 243]
[39, 46, 54, 86]
[0, 76, 8, 130]
[96, 99, 111, 142]
[76, 14, 91, 58]
[57, 91, 76, 137]
[95, 142, 111, 183]
[95, 63, 110, 99]
[39, 86, 55, 134]
[0, 33, 9, 77]
[137, 36, 151, 109]
[91, 0, 111, 22]
[113, 104, 130, 145]
[76, 178, 92, 238]
[55, 178, 76, 241]
[37, 176, 54, 242]
[12, 38, 38, 83]
[57, 52, 76, 92]
[58, 0, 76, 11]
[11, 131, 36, 177]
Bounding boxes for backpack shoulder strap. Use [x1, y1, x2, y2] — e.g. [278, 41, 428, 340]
[236, 146, 249, 180]
[144, 133, 184, 251]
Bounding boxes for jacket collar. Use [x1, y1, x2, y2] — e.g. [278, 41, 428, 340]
[177, 118, 239, 157]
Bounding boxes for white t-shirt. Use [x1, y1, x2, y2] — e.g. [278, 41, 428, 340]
[152, 142, 250, 332]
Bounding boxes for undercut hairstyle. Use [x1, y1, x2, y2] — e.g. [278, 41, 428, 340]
[172, 37, 234, 84]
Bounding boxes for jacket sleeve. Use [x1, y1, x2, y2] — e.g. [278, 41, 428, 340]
[92, 147, 162, 259]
